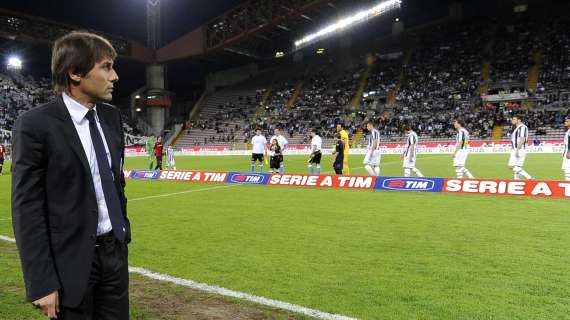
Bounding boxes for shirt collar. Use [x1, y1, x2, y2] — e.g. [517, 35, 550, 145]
[62, 92, 98, 125]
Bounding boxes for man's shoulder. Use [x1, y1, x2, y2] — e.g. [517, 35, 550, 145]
[98, 102, 118, 111]
[98, 102, 120, 117]
[16, 99, 61, 124]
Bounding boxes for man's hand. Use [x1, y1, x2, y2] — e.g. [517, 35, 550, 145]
[32, 291, 59, 319]
[515, 150, 520, 158]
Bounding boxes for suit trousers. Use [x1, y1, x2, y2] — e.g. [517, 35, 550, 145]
[58, 233, 129, 320]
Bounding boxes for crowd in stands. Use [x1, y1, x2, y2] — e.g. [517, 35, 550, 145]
[1, 17, 569, 149]
[0, 72, 54, 141]
[181, 17, 568, 146]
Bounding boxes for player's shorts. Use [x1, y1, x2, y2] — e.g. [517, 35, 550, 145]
[453, 149, 469, 167]
[363, 150, 381, 166]
[309, 151, 322, 164]
[508, 149, 527, 167]
[402, 154, 416, 168]
[251, 153, 264, 162]
[562, 156, 570, 170]
[168, 160, 176, 166]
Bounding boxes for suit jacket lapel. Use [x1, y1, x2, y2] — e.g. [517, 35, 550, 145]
[53, 96, 97, 197]
[54, 97, 92, 174]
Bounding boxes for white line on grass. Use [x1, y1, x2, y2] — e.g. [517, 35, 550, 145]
[0, 235, 356, 320]
[129, 267, 357, 320]
[0, 235, 16, 243]
[129, 184, 241, 202]
[0, 218, 11, 222]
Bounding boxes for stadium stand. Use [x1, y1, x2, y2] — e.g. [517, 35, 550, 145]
[0, 70, 139, 142]
[170, 17, 569, 149]
[0, 18, 568, 149]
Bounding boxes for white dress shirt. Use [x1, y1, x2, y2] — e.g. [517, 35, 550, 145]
[62, 93, 113, 236]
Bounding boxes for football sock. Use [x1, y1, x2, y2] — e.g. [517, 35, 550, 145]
[412, 168, 424, 177]
[374, 166, 380, 176]
[463, 168, 474, 178]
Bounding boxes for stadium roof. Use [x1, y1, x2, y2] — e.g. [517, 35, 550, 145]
[0, 0, 555, 98]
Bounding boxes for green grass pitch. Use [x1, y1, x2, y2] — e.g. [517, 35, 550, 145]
[1, 153, 569, 319]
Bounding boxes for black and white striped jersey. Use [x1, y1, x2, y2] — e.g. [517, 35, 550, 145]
[404, 131, 418, 156]
[511, 124, 529, 149]
[456, 128, 469, 149]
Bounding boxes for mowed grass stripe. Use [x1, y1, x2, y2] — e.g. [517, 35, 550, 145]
[1, 154, 568, 319]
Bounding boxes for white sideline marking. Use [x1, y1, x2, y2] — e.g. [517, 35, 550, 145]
[129, 267, 357, 320]
[0, 218, 11, 221]
[0, 235, 357, 320]
[0, 235, 16, 243]
[129, 184, 240, 202]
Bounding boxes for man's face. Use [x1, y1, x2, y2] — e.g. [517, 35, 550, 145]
[310, 131, 315, 138]
[511, 117, 519, 125]
[336, 124, 341, 132]
[274, 129, 280, 136]
[565, 118, 570, 128]
[453, 121, 460, 130]
[75, 57, 118, 103]
[366, 123, 373, 131]
[256, 130, 261, 135]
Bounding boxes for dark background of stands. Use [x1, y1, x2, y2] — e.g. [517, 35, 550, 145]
[0, 0, 505, 101]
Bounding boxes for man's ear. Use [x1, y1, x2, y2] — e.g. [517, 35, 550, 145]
[68, 71, 82, 83]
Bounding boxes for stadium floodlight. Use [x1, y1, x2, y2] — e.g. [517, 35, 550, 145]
[275, 51, 285, 58]
[135, 95, 141, 99]
[7, 56, 23, 70]
[294, 0, 401, 49]
[136, 107, 142, 112]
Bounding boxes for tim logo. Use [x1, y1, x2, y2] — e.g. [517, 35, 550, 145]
[228, 173, 268, 185]
[132, 170, 160, 180]
[381, 178, 435, 191]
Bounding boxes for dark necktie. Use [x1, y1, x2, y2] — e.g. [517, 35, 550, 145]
[85, 109, 125, 242]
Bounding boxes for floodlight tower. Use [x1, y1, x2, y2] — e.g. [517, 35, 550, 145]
[144, 0, 170, 135]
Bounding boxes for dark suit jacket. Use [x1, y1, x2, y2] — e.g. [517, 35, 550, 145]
[11, 96, 130, 307]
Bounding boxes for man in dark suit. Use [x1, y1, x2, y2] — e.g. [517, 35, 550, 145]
[11, 31, 130, 319]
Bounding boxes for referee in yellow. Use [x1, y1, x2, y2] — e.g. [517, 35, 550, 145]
[336, 123, 350, 175]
